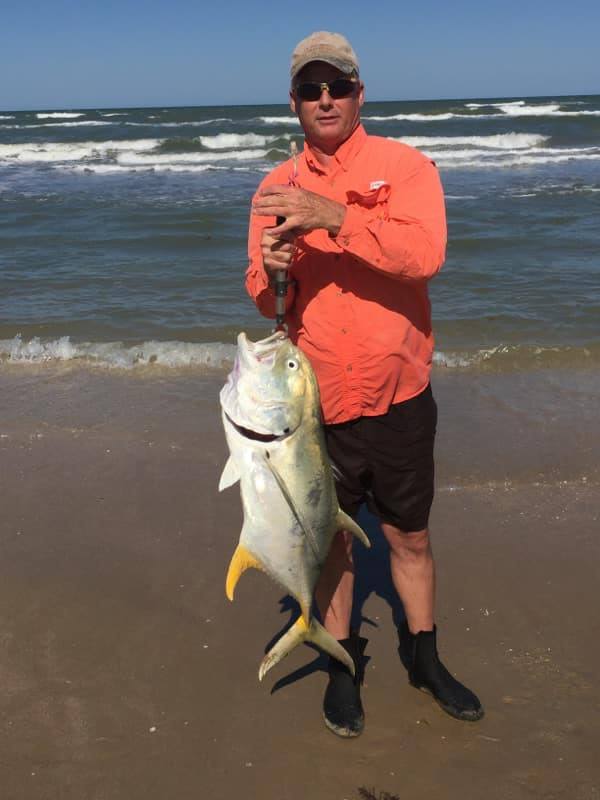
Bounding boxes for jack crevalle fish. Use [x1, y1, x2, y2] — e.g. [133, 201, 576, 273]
[219, 331, 370, 681]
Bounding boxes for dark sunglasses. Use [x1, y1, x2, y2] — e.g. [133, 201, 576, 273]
[294, 78, 358, 101]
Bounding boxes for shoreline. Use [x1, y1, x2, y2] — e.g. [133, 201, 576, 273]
[0, 366, 598, 798]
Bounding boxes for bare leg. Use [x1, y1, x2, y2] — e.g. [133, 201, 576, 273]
[314, 530, 354, 639]
[381, 524, 435, 633]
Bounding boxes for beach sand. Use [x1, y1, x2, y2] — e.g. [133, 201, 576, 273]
[0, 364, 598, 800]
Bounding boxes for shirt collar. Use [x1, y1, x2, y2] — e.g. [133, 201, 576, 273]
[303, 123, 367, 175]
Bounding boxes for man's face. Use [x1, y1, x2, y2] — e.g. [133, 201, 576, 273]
[289, 61, 364, 152]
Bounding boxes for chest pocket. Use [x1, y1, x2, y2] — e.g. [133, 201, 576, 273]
[346, 182, 391, 220]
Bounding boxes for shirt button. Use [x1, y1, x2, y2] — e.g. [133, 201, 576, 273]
[346, 365, 352, 372]
[341, 328, 347, 334]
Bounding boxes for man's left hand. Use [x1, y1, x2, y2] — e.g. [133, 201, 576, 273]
[253, 185, 346, 237]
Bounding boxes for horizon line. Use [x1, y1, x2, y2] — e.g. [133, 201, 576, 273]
[1, 91, 598, 114]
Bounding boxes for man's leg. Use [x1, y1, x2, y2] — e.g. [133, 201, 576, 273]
[315, 530, 354, 639]
[381, 522, 483, 721]
[315, 530, 364, 737]
[381, 524, 435, 633]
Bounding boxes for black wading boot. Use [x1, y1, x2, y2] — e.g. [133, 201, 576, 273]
[323, 633, 365, 738]
[399, 623, 484, 721]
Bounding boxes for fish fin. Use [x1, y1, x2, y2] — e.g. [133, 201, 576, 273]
[259, 615, 355, 682]
[225, 543, 263, 601]
[336, 509, 371, 549]
[218, 456, 240, 491]
[262, 455, 321, 563]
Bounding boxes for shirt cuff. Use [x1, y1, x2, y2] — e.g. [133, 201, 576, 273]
[333, 205, 365, 248]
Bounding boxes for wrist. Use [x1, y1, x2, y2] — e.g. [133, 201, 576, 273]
[324, 202, 346, 236]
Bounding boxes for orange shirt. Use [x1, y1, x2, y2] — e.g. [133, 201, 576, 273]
[245, 123, 447, 425]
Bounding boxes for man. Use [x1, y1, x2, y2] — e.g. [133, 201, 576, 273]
[246, 31, 483, 737]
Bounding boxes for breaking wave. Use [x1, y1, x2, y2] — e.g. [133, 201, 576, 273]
[3, 336, 598, 373]
[36, 112, 85, 119]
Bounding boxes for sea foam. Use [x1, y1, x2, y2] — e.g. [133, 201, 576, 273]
[1, 336, 236, 369]
[199, 132, 284, 149]
[36, 112, 84, 119]
[395, 133, 549, 149]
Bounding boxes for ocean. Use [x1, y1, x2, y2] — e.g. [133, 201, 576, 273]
[1, 95, 599, 371]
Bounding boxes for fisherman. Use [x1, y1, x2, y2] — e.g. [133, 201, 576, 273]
[246, 31, 483, 737]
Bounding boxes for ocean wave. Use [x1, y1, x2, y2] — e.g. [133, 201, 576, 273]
[364, 112, 456, 122]
[257, 116, 299, 125]
[125, 118, 234, 127]
[2, 336, 597, 372]
[116, 148, 270, 166]
[395, 133, 549, 149]
[100, 112, 129, 117]
[426, 146, 600, 169]
[64, 163, 242, 174]
[20, 120, 113, 128]
[199, 132, 285, 149]
[434, 343, 600, 370]
[465, 100, 526, 109]
[0, 115, 15, 120]
[1, 336, 236, 369]
[0, 139, 162, 164]
[36, 112, 85, 119]
[367, 105, 600, 121]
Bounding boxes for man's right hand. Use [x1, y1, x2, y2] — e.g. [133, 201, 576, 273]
[261, 229, 296, 283]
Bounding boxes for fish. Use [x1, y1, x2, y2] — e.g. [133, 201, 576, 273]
[219, 330, 370, 681]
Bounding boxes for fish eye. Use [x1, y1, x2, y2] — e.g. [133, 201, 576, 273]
[287, 359, 299, 370]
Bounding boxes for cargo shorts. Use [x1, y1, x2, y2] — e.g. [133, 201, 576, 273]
[323, 384, 437, 533]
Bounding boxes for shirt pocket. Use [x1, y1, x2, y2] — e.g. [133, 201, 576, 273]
[346, 182, 391, 220]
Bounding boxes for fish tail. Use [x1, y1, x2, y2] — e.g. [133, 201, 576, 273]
[258, 615, 355, 682]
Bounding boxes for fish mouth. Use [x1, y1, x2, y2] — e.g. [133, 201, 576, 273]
[225, 413, 291, 442]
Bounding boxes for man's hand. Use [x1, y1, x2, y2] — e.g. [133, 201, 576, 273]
[253, 184, 346, 237]
[261, 229, 296, 283]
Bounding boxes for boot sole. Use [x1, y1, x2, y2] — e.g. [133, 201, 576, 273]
[412, 683, 485, 722]
[323, 712, 364, 738]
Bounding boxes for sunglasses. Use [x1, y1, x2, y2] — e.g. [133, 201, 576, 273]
[294, 78, 358, 102]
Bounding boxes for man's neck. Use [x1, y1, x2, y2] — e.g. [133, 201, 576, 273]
[305, 122, 361, 169]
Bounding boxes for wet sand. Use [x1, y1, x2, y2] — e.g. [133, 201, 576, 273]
[0, 365, 598, 799]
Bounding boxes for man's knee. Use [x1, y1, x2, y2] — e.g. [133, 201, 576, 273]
[381, 524, 431, 559]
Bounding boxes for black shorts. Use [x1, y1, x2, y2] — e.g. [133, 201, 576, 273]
[323, 385, 437, 532]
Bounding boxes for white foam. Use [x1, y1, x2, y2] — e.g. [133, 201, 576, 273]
[199, 132, 284, 149]
[369, 104, 600, 122]
[0, 115, 15, 120]
[498, 102, 561, 116]
[364, 112, 456, 122]
[117, 148, 269, 166]
[22, 120, 113, 128]
[465, 100, 526, 109]
[1, 335, 236, 369]
[257, 116, 299, 125]
[125, 118, 233, 127]
[433, 148, 600, 169]
[0, 139, 161, 164]
[100, 112, 129, 117]
[36, 112, 84, 119]
[394, 133, 549, 150]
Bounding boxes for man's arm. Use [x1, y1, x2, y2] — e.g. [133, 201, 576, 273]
[333, 158, 447, 281]
[245, 188, 297, 320]
[252, 156, 447, 283]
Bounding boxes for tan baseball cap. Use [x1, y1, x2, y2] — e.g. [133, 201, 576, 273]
[290, 31, 359, 81]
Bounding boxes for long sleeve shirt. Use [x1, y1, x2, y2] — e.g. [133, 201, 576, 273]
[245, 123, 447, 425]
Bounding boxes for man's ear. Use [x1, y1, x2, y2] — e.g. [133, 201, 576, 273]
[289, 90, 298, 115]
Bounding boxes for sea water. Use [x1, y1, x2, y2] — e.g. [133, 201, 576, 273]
[1, 96, 599, 371]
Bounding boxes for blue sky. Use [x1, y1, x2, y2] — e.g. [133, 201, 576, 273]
[2, 0, 599, 110]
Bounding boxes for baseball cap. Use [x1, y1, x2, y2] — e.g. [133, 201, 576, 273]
[290, 31, 359, 81]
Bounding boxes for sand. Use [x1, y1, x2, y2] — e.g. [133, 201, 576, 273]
[0, 364, 598, 800]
